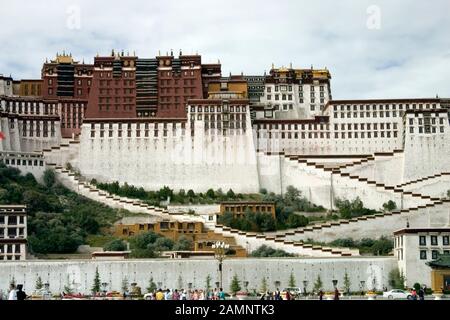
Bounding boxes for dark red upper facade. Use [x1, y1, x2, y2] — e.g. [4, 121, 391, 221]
[85, 55, 137, 119]
[155, 54, 204, 118]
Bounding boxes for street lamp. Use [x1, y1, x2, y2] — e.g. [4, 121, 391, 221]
[303, 280, 308, 296]
[332, 279, 338, 289]
[212, 241, 229, 289]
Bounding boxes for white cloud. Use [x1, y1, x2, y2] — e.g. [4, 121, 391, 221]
[0, 0, 449, 99]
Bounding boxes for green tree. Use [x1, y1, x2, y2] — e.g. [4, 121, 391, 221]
[146, 277, 157, 293]
[343, 271, 351, 294]
[226, 189, 236, 199]
[43, 169, 56, 188]
[158, 186, 173, 201]
[103, 239, 127, 251]
[260, 277, 268, 293]
[35, 276, 43, 291]
[205, 274, 212, 293]
[370, 236, 393, 256]
[206, 189, 216, 199]
[92, 267, 101, 294]
[250, 245, 294, 257]
[173, 236, 193, 251]
[230, 274, 242, 295]
[187, 189, 196, 198]
[288, 272, 296, 288]
[382, 200, 397, 212]
[388, 268, 406, 289]
[313, 275, 323, 293]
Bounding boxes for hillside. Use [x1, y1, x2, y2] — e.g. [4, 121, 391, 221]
[0, 164, 133, 254]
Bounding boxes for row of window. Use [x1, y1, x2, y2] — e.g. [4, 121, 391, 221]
[190, 105, 247, 113]
[98, 71, 134, 78]
[0, 244, 23, 254]
[267, 85, 326, 93]
[334, 111, 402, 119]
[419, 235, 450, 246]
[192, 114, 246, 121]
[335, 123, 398, 130]
[0, 216, 26, 225]
[99, 97, 133, 103]
[333, 103, 438, 111]
[93, 123, 186, 130]
[1, 158, 44, 167]
[257, 131, 400, 140]
[3, 104, 58, 116]
[160, 95, 196, 103]
[409, 118, 446, 125]
[160, 87, 196, 94]
[160, 70, 197, 78]
[99, 88, 134, 95]
[267, 93, 326, 101]
[48, 78, 92, 86]
[409, 127, 445, 134]
[97, 105, 134, 112]
[160, 78, 197, 86]
[420, 249, 449, 260]
[22, 121, 56, 137]
[99, 80, 134, 87]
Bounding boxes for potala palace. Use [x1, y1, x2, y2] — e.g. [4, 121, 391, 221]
[0, 51, 450, 294]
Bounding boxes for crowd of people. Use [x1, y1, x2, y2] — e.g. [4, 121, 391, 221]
[1, 283, 28, 301]
[145, 288, 226, 300]
[0, 282, 437, 300]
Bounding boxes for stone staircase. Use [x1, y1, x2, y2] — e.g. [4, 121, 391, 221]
[207, 225, 359, 257]
[282, 153, 433, 210]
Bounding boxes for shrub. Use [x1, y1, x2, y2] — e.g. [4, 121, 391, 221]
[103, 239, 127, 251]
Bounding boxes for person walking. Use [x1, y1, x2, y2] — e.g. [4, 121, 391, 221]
[334, 288, 340, 300]
[318, 290, 324, 301]
[180, 289, 187, 300]
[164, 289, 172, 300]
[418, 287, 425, 301]
[16, 285, 27, 301]
[8, 284, 17, 300]
[218, 288, 225, 300]
[155, 288, 164, 300]
[285, 290, 291, 301]
[172, 289, 180, 300]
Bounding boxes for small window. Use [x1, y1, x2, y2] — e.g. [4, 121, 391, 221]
[431, 236, 438, 246]
[443, 236, 449, 246]
[419, 236, 426, 246]
[420, 250, 427, 260]
[432, 250, 439, 260]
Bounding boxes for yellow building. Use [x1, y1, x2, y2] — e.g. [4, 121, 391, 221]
[219, 201, 276, 219]
[18, 80, 43, 97]
[427, 255, 450, 293]
[114, 216, 202, 241]
[113, 216, 247, 257]
[207, 76, 248, 99]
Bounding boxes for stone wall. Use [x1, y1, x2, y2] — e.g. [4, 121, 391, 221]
[0, 257, 397, 294]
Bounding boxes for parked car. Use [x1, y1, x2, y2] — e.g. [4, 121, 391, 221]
[382, 289, 412, 300]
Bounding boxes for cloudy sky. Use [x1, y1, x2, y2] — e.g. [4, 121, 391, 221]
[0, 0, 449, 99]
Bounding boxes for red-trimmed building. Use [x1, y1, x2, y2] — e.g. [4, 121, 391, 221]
[85, 54, 137, 119]
[156, 53, 204, 118]
[41, 53, 94, 138]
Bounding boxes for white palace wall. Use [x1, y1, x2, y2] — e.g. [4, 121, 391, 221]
[0, 257, 397, 294]
[78, 107, 260, 193]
